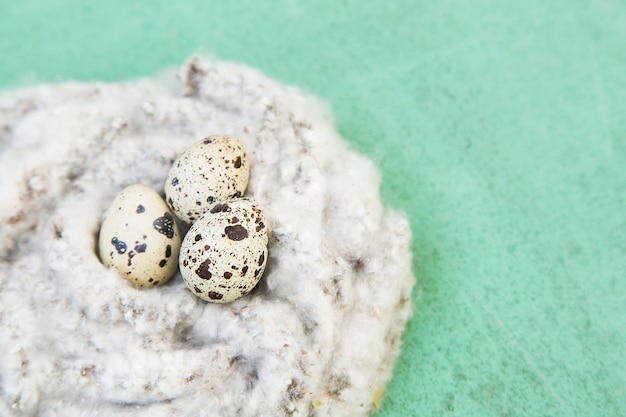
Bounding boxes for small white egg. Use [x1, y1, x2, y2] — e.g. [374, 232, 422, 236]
[179, 198, 269, 303]
[165, 135, 250, 223]
[98, 184, 181, 288]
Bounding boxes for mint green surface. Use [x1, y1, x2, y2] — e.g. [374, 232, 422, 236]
[1, 1, 625, 415]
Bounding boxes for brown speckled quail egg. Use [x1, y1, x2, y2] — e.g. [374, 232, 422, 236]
[164, 135, 250, 224]
[98, 184, 181, 288]
[179, 197, 269, 303]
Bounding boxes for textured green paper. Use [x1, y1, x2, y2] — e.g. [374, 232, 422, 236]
[1, 1, 624, 415]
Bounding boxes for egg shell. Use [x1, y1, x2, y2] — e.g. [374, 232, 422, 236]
[98, 184, 181, 288]
[165, 135, 250, 224]
[179, 197, 269, 303]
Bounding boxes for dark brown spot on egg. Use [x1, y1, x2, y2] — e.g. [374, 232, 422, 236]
[258, 252, 265, 266]
[224, 272, 232, 279]
[111, 237, 127, 254]
[159, 259, 167, 267]
[196, 259, 213, 280]
[208, 291, 223, 300]
[210, 203, 230, 213]
[194, 285, 202, 293]
[225, 225, 248, 241]
[171, 177, 179, 186]
[195, 201, 202, 206]
[165, 245, 172, 258]
[127, 250, 137, 266]
[242, 266, 249, 275]
[234, 156, 242, 168]
[149, 278, 154, 283]
[231, 216, 239, 224]
[194, 234, 202, 242]
[203, 139, 212, 145]
[153, 213, 175, 239]
[136, 204, 145, 213]
[256, 221, 265, 232]
[183, 259, 188, 267]
[204, 244, 210, 251]
[134, 243, 147, 253]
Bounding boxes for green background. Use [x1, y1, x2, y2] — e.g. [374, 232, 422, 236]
[1, 1, 624, 415]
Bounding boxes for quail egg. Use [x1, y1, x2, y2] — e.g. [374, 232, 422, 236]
[98, 184, 181, 287]
[165, 135, 250, 223]
[179, 197, 268, 302]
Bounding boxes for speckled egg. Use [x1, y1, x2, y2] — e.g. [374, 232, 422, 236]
[98, 184, 181, 288]
[179, 198, 269, 303]
[164, 135, 250, 224]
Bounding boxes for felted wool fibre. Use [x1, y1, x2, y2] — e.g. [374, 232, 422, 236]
[0, 57, 415, 417]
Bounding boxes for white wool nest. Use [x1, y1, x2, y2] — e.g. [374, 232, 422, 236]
[0, 57, 415, 417]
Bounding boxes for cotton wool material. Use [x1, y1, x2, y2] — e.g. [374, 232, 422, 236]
[0, 57, 415, 417]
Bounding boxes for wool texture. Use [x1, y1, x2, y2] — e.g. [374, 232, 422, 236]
[0, 57, 415, 417]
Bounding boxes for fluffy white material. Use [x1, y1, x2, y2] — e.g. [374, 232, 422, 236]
[0, 57, 415, 416]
